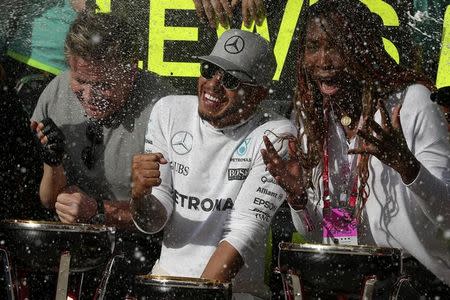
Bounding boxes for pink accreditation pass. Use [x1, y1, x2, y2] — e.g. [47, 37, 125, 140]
[322, 207, 358, 245]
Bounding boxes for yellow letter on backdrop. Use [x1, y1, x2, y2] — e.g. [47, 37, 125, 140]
[436, 5, 450, 88]
[148, 0, 198, 77]
[95, 0, 111, 13]
[360, 0, 400, 63]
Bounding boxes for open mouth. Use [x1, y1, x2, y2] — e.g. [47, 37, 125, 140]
[202, 92, 226, 111]
[317, 77, 340, 96]
[78, 98, 112, 117]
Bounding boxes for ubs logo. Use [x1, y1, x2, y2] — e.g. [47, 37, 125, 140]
[224, 36, 245, 54]
[171, 131, 193, 155]
[171, 161, 189, 176]
[235, 138, 251, 156]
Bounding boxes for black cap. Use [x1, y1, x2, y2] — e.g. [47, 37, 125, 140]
[430, 87, 450, 107]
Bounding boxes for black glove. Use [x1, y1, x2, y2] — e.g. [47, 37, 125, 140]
[40, 118, 66, 166]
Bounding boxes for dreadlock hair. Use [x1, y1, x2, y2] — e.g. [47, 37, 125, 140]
[293, 0, 434, 217]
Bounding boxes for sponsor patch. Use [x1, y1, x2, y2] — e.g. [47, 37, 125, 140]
[171, 131, 193, 155]
[261, 175, 277, 184]
[253, 197, 276, 211]
[230, 157, 252, 163]
[235, 138, 251, 156]
[256, 187, 278, 198]
[228, 168, 249, 180]
[171, 161, 189, 176]
[224, 36, 245, 54]
[173, 189, 234, 212]
[250, 207, 271, 222]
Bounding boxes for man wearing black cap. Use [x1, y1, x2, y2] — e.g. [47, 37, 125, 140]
[431, 86, 450, 133]
[131, 29, 296, 299]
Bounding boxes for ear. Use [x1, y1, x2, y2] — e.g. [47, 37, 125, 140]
[67, 55, 77, 71]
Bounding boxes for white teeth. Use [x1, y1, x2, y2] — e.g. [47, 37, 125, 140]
[205, 93, 220, 102]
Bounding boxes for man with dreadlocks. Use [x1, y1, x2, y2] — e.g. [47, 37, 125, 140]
[261, 0, 450, 296]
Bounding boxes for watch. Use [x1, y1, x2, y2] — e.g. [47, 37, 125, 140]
[90, 199, 106, 224]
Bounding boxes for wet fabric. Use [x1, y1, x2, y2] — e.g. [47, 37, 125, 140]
[32, 69, 176, 272]
[32, 70, 174, 201]
[291, 84, 450, 288]
[142, 95, 296, 299]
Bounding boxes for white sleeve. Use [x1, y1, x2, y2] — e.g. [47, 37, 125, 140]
[287, 117, 324, 242]
[401, 86, 450, 229]
[221, 125, 293, 263]
[144, 99, 174, 223]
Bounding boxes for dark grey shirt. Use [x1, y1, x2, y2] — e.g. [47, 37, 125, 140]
[32, 70, 176, 202]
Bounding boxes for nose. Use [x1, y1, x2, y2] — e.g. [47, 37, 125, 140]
[80, 85, 94, 102]
[207, 71, 224, 91]
[316, 48, 333, 69]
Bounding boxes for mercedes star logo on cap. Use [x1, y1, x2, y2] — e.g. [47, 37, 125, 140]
[171, 131, 193, 155]
[224, 36, 245, 54]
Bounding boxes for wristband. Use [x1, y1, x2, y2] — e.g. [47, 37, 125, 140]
[90, 199, 106, 224]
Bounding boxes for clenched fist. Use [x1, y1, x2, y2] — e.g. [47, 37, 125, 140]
[55, 185, 98, 223]
[132, 153, 167, 200]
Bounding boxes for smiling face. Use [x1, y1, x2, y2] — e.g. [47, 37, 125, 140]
[304, 17, 361, 104]
[197, 65, 266, 128]
[68, 55, 136, 120]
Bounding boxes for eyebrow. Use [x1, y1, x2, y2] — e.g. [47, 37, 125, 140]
[74, 76, 112, 88]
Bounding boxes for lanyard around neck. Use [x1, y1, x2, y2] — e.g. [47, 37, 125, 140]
[322, 107, 359, 209]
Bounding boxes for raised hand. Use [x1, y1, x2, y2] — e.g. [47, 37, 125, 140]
[193, 0, 233, 28]
[132, 153, 168, 200]
[55, 185, 98, 223]
[31, 118, 66, 166]
[261, 135, 307, 209]
[234, 0, 266, 27]
[348, 100, 420, 184]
